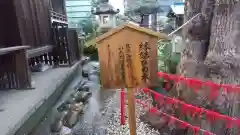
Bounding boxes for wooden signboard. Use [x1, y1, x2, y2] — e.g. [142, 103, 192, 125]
[96, 23, 168, 89]
[97, 23, 168, 135]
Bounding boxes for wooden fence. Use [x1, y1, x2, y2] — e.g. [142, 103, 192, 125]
[67, 29, 81, 66]
[51, 22, 82, 66]
[0, 0, 83, 89]
[0, 28, 83, 89]
[0, 46, 32, 89]
[0, 0, 52, 48]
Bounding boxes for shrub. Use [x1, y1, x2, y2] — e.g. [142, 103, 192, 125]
[83, 45, 98, 56]
[152, 39, 181, 94]
[157, 39, 180, 74]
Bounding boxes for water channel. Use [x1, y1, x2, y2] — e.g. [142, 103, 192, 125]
[30, 62, 120, 135]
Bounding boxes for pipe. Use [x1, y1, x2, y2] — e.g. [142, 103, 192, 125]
[168, 13, 202, 37]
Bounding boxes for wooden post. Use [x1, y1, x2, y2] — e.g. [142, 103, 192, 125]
[127, 87, 137, 135]
[15, 49, 32, 89]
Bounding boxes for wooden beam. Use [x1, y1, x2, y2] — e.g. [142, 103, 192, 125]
[51, 18, 68, 24]
[0, 46, 30, 56]
[27, 45, 53, 58]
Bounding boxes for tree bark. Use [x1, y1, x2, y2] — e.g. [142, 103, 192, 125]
[179, 0, 209, 78]
[177, 0, 214, 103]
[205, 1, 240, 134]
[178, 0, 240, 134]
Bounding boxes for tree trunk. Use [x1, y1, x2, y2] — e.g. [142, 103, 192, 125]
[177, 0, 214, 103]
[178, 0, 240, 134]
[179, 0, 209, 78]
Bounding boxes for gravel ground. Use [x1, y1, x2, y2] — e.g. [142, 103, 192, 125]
[106, 98, 160, 135]
[72, 89, 119, 135]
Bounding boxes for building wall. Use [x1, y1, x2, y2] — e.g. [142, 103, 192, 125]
[0, 0, 52, 47]
[65, 0, 93, 28]
[51, 0, 66, 14]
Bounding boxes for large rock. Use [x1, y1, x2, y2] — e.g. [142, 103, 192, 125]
[70, 91, 92, 103]
[74, 80, 90, 92]
[63, 104, 83, 128]
[51, 108, 68, 132]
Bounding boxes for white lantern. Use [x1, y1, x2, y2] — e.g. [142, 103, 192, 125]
[92, 2, 119, 29]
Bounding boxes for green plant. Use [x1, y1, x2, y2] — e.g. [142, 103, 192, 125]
[157, 39, 180, 74]
[152, 40, 181, 93]
[83, 45, 98, 56]
[78, 18, 99, 42]
[157, 40, 172, 72]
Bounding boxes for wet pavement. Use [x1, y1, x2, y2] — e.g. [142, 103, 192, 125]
[73, 61, 120, 135]
[31, 61, 120, 135]
[72, 82, 119, 135]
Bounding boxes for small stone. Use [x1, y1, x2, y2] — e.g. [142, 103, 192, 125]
[60, 126, 72, 135]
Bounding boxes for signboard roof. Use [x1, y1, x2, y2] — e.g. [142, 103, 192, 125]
[96, 23, 168, 43]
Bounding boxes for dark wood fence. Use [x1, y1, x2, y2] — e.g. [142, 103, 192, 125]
[27, 45, 55, 67]
[51, 21, 84, 66]
[67, 30, 81, 66]
[0, 0, 52, 48]
[0, 0, 83, 89]
[0, 46, 32, 89]
[50, 0, 66, 15]
[0, 29, 82, 89]
[51, 10, 68, 22]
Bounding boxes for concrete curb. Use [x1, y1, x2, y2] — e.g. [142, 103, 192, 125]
[13, 62, 81, 135]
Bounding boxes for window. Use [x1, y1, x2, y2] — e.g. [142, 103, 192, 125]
[102, 16, 109, 24]
[68, 17, 91, 23]
[68, 22, 78, 28]
[66, 1, 91, 6]
[67, 12, 91, 18]
[66, 5, 92, 12]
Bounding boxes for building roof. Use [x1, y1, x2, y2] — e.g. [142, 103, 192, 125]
[96, 23, 168, 43]
[92, 2, 119, 15]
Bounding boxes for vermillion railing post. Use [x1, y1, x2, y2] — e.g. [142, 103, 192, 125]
[121, 88, 125, 125]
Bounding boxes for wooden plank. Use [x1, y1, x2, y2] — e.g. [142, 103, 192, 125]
[67, 29, 80, 66]
[0, 46, 30, 56]
[32, 0, 41, 45]
[51, 0, 66, 15]
[127, 88, 137, 135]
[15, 49, 32, 89]
[28, 0, 38, 46]
[0, 0, 52, 48]
[97, 27, 159, 89]
[0, 0, 23, 47]
[26, 45, 53, 58]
